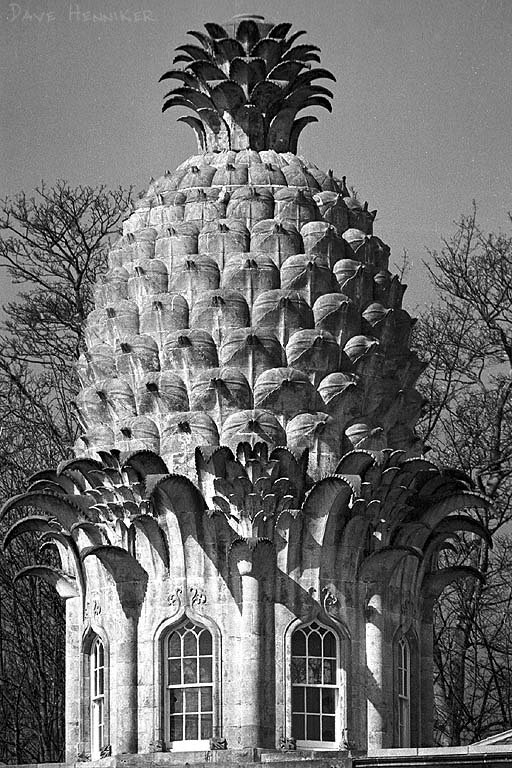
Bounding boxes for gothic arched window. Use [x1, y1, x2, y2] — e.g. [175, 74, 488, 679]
[90, 637, 105, 758]
[163, 620, 214, 747]
[290, 621, 343, 746]
[397, 636, 411, 747]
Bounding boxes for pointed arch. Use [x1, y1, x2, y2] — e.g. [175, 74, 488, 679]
[81, 625, 110, 759]
[392, 625, 419, 748]
[153, 609, 222, 751]
[284, 615, 350, 749]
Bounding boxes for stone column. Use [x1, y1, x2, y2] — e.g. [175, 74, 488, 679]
[236, 550, 263, 747]
[365, 592, 386, 751]
[65, 596, 81, 763]
[419, 603, 435, 746]
[114, 611, 139, 754]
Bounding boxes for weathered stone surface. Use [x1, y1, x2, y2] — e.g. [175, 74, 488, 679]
[1, 13, 495, 765]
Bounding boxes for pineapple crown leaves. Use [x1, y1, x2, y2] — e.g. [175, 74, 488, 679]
[160, 18, 336, 152]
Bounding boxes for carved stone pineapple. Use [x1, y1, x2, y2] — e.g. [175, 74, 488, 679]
[77, 14, 424, 479]
[3, 15, 491, 757]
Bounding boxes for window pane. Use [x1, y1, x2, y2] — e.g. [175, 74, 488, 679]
[200, 713, 213, 739]
[98, 667, 104, 695]
[291, 623, 343, 745]
[322, 716, 335, 741]
[291, 656, 306, 684]
[183, 658, 197, 684]
[201, 687, 212, 712]
[168, 658, 181, 685]
[185, 687, 199, 713]
[307, 657, 322, 684]
[306, 686, 320, 713]
[291, 685, 304, 712]
[168, 632, 181, 658]
[323, 658, 336, 684]
[321, 687, 335, 714]
[98, 642, 104, 666]
[165, 621, 216, 743]
[169, 688, 183, 714]
[183, 631, 197, 657]
[170, 715, 182, 741]
[323, 631, 336, 658]
[199, 656, 212, 683]
[306, 714, 320, 741]
[308, 631, 322, 657]
[292, 630, 306, 656]
[199, 630, 212, 656]
[292, 713, 305, 740]
[185, 714, 198, 740]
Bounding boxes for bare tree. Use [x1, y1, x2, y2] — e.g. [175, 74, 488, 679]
[414, 206, 512, 744]
[0, 180, 132, 763]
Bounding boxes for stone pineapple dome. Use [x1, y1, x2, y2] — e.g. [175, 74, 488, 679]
[3, 16, 492, 760]
[77, 15, 425, 478]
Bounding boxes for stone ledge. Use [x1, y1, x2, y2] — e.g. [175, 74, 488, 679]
[8, 746, 512, 768]
[354, 745, 512, 767]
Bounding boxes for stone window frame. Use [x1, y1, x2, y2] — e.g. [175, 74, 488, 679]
[81, 626, 110, 759]
[284, 615, 349, 751]
[393, 626, 419, 748]
[154, 608, 222, 752]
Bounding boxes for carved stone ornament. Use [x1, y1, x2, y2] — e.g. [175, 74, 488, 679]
[167, 585, 207, 608]
[189, 585, 207, 606]
[84, 594, 102, 620]
[167, 587, 183, 608]
[209, 736, 227, 750]
[279, 735, 297, 751]
[148, 739, 165, 753]
[322, 585, 339, 613]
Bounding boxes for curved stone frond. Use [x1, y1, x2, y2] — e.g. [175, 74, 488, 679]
[2, 515, 61, 549]
[14, 565, 78, 599]
[0, 491, 93, 528]
[434, 515, 492, 547]
[123, 449, 170, 478]
[131, 514, 170, 567]
[421, 565, 485, 606]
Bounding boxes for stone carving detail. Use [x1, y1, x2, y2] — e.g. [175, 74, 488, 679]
[400, 597, 418, 620]
[279, 735, 297, 751]
[85, 596, 101, 619]
[148, 740, 165, 753]
[322, 585, 338, 613]
[197, 442, 308, 541]
[209, 737, 227, 750]
[189, 586, 207, 606]
[167, 586, 206, 608]
[167, 587, 183, 608]
[160, 19, 334, 153]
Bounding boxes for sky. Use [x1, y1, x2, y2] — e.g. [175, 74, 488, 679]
[1, 0, 511, 313]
